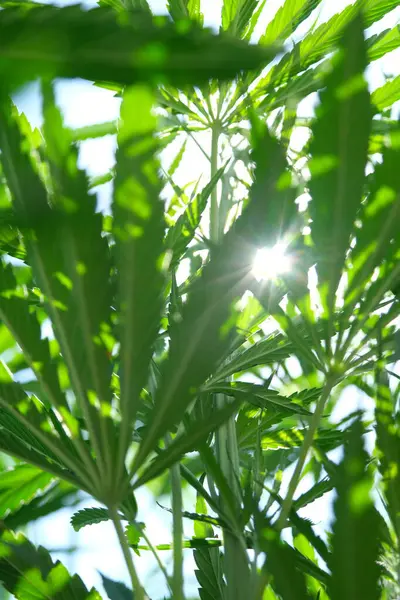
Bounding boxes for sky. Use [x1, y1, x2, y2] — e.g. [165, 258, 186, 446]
[9, 0, 400, 598]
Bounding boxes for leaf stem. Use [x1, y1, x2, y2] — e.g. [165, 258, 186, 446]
[110, 506, 146, 600]
[276, 377, 336, 530]
[165, 433, 185, 600]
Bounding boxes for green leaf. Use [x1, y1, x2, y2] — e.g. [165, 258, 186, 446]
[131, 123, 293, 472]
[167, 0, 204, 25]
[41, 84, 115, 480]
[0, 5, 276, 91]
[0, 529, 101, 600]
[368, 24, 400, 61]
[0, 464, 53, 519]
[132, 398, 242, 488]
[113, 85, 165, 482]
[71, 507, 110, 532]
[375, 370, 400, 538]
[100, 574, 132, 600]
[293, 477, 333, 510]
[261, 529, 312, 600]
[372, 75, 400, 111]
[203, 381, 312, 415]
[260, 0, 323, 46]
[308, 16, 371, 332]
[258, 1, 400, 93]
[0, 96, 104, 485]
[165, 164, 227, 267]
[344, 143, 400, 314]
[70, 121, 117, 142]
[194, 547, 225, 600]
[4, 482, 78, 530]
[329, 419, 381, 600]
[209, 333, 293, 382]
[0, 261, 68, 414]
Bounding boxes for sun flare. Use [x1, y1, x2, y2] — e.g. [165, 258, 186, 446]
[252, 243, 291, 281]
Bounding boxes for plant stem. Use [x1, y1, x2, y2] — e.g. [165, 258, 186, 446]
[210, 122, 220, 243]
[110, 506, 146, 600]
[276, 377, 335, 530]
[210, 120, 250, 599]
[166, 434, 185, 600]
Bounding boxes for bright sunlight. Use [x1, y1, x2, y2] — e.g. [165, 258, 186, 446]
[252, 242, 291, 281]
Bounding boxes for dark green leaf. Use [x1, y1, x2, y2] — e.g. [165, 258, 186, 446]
[101, 574, 132, 600]
[0, 6, 276, 91]
[0, 528, 101, 600]
[71, 507, 110, 532]
[113, 85, 165, 483]
[309, 16, 371, 330]
[329, 419, 381, 600]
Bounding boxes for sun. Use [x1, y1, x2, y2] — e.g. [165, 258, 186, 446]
[252, 243, 291, 281]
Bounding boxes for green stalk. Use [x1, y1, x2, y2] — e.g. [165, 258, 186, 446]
[210, 119, 250, 599]
[276, 377, 336, 530]
[166, 434, 185, 600]
[110, 506, 146, 600]
[210, 121, 220, 244]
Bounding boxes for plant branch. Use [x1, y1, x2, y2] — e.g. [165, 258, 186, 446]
[276, 377, 336, 531]
[110, 506, 146, 600]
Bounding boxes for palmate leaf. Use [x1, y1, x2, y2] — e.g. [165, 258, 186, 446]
[328, 419, 381, 600]
[0, 97, 104, 490]
[0, 464, 53, 519]
[0, 528, 100, 600]
[260, 0, 323, 46]
[112, 85, 165, 487]
[42, 85, 116, 487]
[255, 0, 400, 96]
[0, 5, 277, 92]
[131, 121, 295, 473]
[71, 507, 110, 532]
[308, 16, 371, 339]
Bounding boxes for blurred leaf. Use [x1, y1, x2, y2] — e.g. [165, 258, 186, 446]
[70, 121, 117, 142]
[71, 507, 110, 532]
[113, 85, 165, 481]
[261, 529, 312, 600]
[0, 5, 277, 91]
[328, 419, 381, 600]
[194, 546, 225, 600]
[0, 464, 53, 519]
[100, 574, 132, 600]
[0, 528, 101, 600]
[309, 16, 371, 335]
